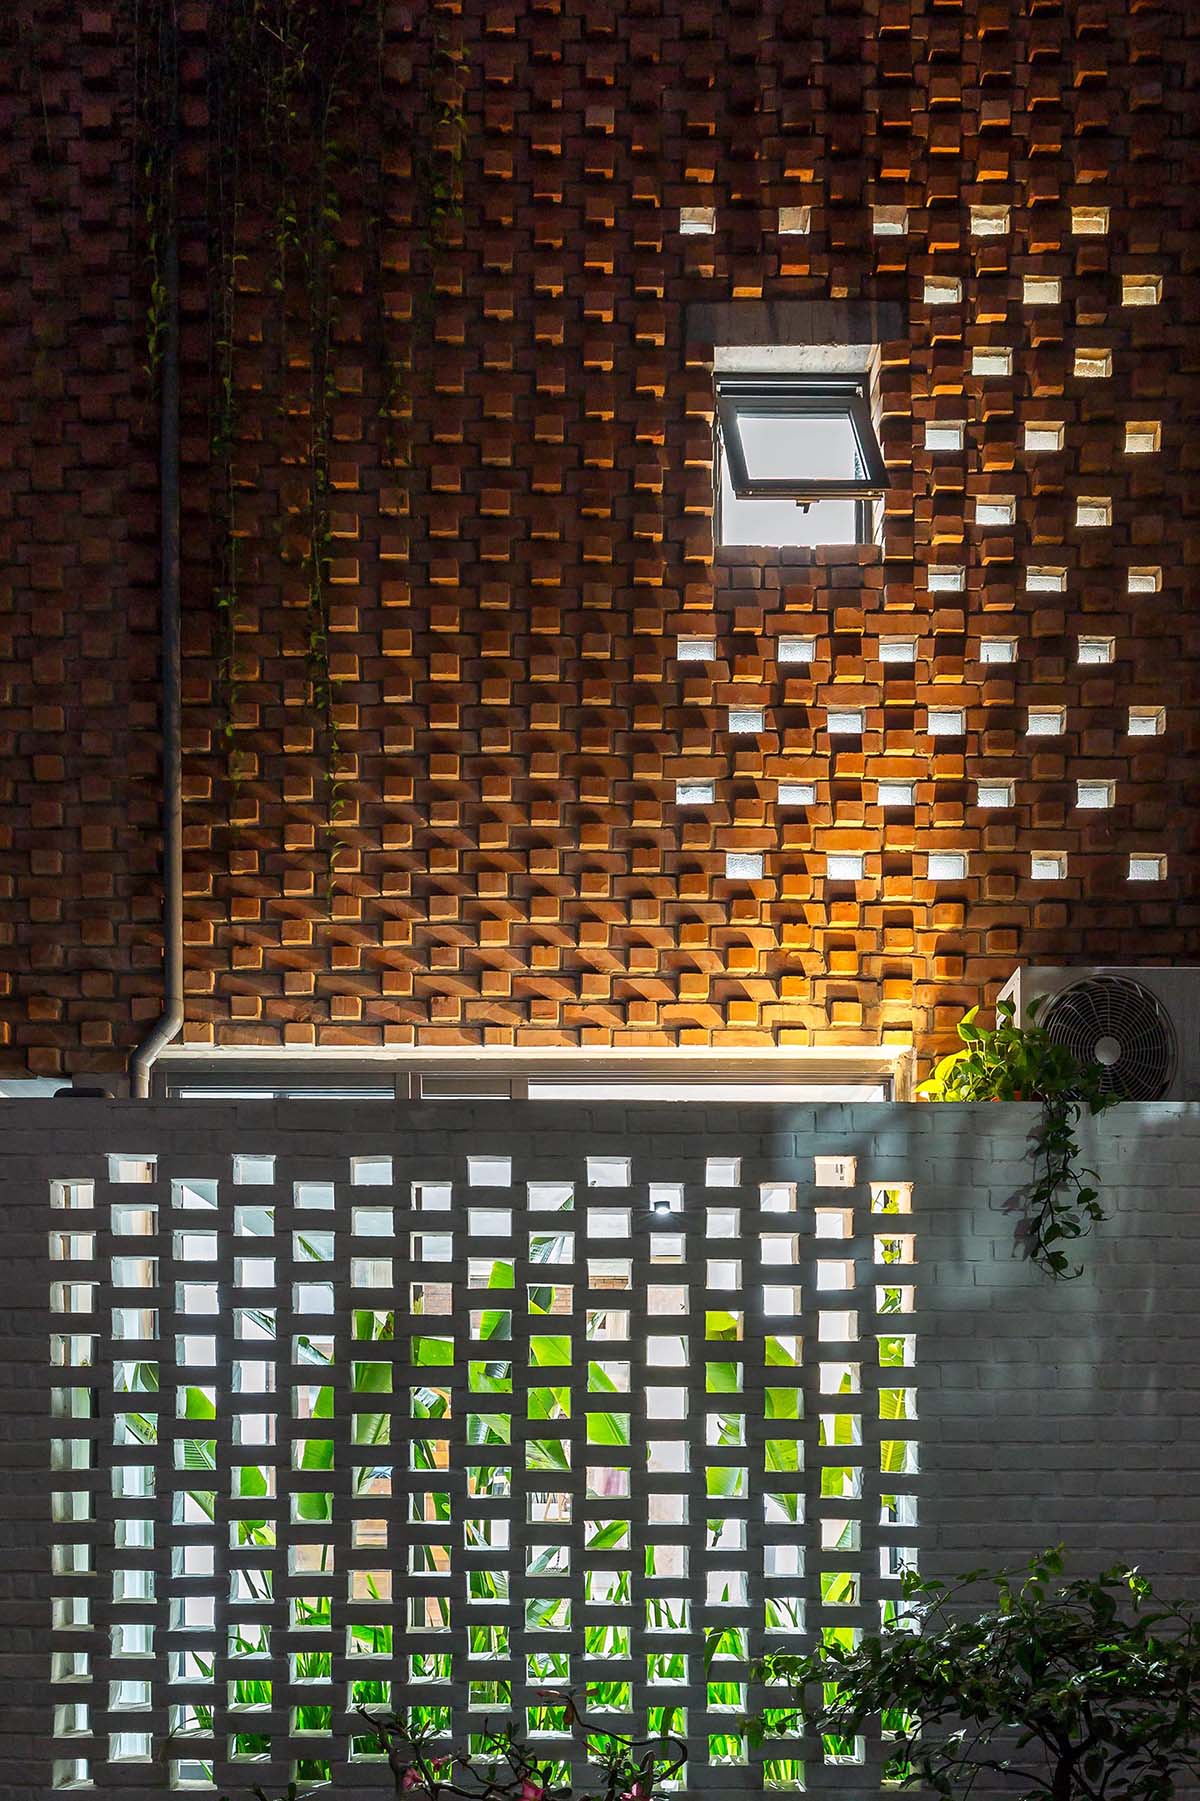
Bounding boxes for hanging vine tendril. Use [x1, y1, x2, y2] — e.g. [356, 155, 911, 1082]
[208, 1, 250, 815]
[130, 0, 176, 392]
[132, 0, 471, 913]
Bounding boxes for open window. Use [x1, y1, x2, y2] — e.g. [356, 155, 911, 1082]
[715, 374, 887, 548]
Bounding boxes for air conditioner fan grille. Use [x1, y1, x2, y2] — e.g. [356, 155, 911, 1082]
[1040, 975, 1177, 1101]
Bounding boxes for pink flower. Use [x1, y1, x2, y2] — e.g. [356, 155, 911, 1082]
[400, 1770, 423, 1792]
[519, 1781, 544, 1801]
[621, 1783, 651, 1801]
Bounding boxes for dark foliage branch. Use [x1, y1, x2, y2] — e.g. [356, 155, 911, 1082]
[746, 1552, 1200, 1801]
[223, 1689, 686, 1801]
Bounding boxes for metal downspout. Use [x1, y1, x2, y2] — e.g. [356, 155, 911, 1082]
[128, 182, 183, 1099]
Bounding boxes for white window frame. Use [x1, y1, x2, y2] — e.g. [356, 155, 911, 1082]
[152, 1046, 915, 1103]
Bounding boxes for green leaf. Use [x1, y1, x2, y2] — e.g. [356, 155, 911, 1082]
[582, 1410, 629, 1447]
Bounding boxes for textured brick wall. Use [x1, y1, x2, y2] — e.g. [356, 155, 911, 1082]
[3, 1, 1200, 1074]
[2, 5, 162, 1077]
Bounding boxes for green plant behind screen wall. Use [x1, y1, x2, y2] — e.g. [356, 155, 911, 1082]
[917, 998, 1117, 1279]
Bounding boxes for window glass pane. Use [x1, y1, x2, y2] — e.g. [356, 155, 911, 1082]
[736, 409, 860, 483]
[719, 456, 860, 546]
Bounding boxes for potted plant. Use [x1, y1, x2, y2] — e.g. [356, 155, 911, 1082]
[918, 999, 1118, 1277]
[745, 1552, 1200, 1801]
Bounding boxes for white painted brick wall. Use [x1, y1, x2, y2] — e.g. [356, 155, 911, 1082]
[1, 1099, 1197, 1799]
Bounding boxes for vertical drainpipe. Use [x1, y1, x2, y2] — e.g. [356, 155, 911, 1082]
[129, 24, 183, 1100]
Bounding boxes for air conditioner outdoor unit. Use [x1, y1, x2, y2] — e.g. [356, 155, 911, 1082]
[997, 967, 1200, 1102]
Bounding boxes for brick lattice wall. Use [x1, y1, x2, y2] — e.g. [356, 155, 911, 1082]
[3, 5, 163, 1077]
[2, 1099, 1199, 1799]
[3, 2, 1200, 1075]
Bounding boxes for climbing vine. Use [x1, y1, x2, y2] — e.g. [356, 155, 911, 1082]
[423, 14, 470, 256]
[133, 0, 471, 910]
[292, 4, 356, 904]
[365, 10, 409, 479]
[207, 1, 250, 816]
[130, 0, 175, 391]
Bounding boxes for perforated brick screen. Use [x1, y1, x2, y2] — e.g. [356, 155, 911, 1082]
[40, 1105, 918, 1797]
[8, 1099, 1200, 1801]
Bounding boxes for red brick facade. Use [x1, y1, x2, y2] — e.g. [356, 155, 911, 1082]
[4, 0, 1199, 1075]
